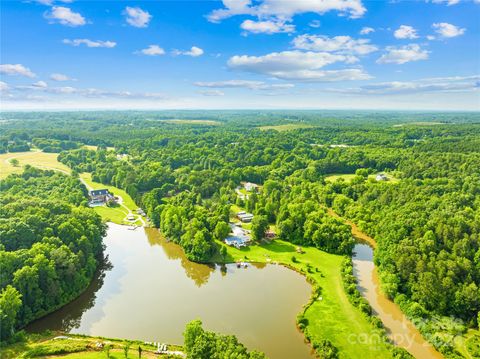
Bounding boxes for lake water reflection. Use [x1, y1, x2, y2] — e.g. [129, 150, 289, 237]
[28, 224, 313, 359]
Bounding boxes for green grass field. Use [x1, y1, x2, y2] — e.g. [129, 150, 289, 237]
[212, 240, 393, 359]
[80, 173, 143, 225]
[325, 173, 400, 183]
[258, 123, 315, 132]
[82, 145, 115, 151]
[1, 332, 181, 359]
[0, 150, 71, 179]
[159, 119, 221, 126]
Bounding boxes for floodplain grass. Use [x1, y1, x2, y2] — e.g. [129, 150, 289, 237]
[212, 239, 393, 359]
[0, 150, 71, 179]
[258, 123, 316, 132]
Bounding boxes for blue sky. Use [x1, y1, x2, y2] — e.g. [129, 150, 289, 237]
[1, 0, 479, 110]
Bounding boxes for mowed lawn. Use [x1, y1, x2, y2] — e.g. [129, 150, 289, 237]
[1, 332, 180, 359]
[213, 240, 393, 359]
[0, 150, 71, 179]
[258, 123, 315, 132]
[80, 173, 142, 225]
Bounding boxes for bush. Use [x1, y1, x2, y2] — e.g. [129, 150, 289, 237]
[312, 339, 339, 359]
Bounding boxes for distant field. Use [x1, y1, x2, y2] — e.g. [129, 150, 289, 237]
[325, 173, 400, 183]
[83, 145, 115, 151]
[258, 123, 315, 132]
[393, 122, 446, 127]
[0, 150, 71, 179]
[160, 119, 221, 125]
[325, 174, 358, 183]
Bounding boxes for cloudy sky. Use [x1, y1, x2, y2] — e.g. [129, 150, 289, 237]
[1, 0, 479, 111]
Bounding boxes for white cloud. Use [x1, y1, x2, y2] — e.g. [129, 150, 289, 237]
[228, 50, 370, 82]
[240, 19, 295, 34]
[32, 81, 48, 88]
[309, 20, 321, 28]
[429, 0, 460, 5]
[63, 39, 116, 48]
[0, 81, 9, 92]
[10, 83, 169, 100]
[207, 0, 366, 23]
[44, 6, 86, 27]
[138, 45, 165, 56]
[0, 64, 36, 77]
[124, 6, 152, 28]
[426, 35, 436, 40]
[34, 0, 73, 5]
[194, 80, 295, 90]
[432, 22, 465, 38]
[377, 44, 429, 64]
[331, 75, 480, 95]
[292, 34, 378, 55]
[50, 73, 73, 81]
[172, 46, 204, 57]
[359, 27, 374, 35]
[197, 90, 225, 96]
[394, 25, 419, 39]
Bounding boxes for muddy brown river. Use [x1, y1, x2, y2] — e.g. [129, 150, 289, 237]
[27, 223, 313, 359]
[353, 243, 443, 359]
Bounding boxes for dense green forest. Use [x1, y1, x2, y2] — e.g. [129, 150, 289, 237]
[0, 167, 106, 342]
[184, 320, 266, 359]
[1, 110, 479, 357]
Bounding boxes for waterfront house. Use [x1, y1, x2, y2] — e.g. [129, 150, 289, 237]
[89, 189, 113, 205]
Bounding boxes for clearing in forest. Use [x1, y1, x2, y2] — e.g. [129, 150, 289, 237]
[258, 123, 315, 132]
[0, 150, 71, 179]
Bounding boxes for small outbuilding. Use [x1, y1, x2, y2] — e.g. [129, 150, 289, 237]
[244, 182, 259, 192]
[237, 212, 254, 223]
[375, 174, 388, 181]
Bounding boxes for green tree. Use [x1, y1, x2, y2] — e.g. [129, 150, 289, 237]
[0, 285, 22, 341]
[9, 158, 19, 167]
[214, 221, 230, 241]
[251, 215, 268, 242]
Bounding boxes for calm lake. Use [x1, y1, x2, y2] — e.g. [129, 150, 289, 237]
[28, 223, 313, 359]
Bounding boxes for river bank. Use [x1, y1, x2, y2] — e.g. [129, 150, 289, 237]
[212, 239, 395, 358]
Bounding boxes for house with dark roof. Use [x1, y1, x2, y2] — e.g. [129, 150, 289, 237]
[89, 189, 113, 205]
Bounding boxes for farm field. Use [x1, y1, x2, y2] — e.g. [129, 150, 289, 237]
[159, 119, 221, 125]
[258, 123, 316, 131]
[0, 150, 71, 179]
[325, 172, 400, 183]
